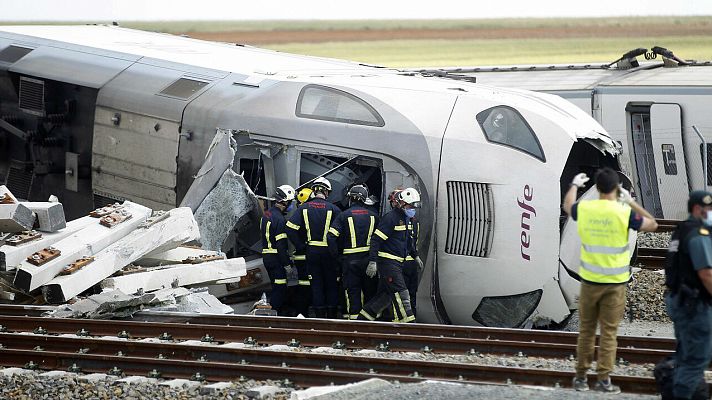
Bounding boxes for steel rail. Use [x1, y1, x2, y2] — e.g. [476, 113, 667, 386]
[635, 247, 667, 270]
[0, 306, 676, 351]
[0, 315, 675, 360]
[0, 344, 660, 394]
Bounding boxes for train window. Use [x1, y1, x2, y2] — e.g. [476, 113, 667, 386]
[661, 144, 678, 175]
[476, 106, 545, 161]
[0, 45, 33, 64]
[296, 84, 385, 127]
[158, 77, 209, 100]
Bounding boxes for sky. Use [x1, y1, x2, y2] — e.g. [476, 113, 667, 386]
[1, 0, 710, 21]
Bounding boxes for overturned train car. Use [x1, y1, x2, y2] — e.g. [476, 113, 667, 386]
[0, 25, 621, 327]
[422, 52, 712, 220]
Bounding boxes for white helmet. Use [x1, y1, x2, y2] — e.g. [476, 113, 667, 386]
[398, 187, 421, 208]
[311, 177, 332, 192]
[274, 184, 296, 202]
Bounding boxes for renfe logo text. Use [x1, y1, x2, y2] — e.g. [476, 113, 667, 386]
[518, 184, 535, 261]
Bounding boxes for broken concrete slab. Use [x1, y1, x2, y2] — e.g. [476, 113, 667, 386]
[0, 186, 19, 203]
[48, 287, 191, 319]
[200, 382, 233, 395]
[100, 258, 246, 295]
[246, 385, 282, 400]
[0, 203, 34, 232]
[180, 128, 235, 212]
[290, 378, 391, 400]
[1, 215, 96, 270]
[42, 207, 200, 303]
[136, 246, 224, 268]
[22, 202, 66, 232]
[193, 169, 260, 251]
[152, 288, 233, 314]
[13, 201, 152, 292]
[206, 258, 268, 298]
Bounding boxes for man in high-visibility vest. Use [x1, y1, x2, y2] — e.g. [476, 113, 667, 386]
[563, 167, 658, 393]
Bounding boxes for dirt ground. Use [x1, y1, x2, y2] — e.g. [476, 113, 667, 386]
[185, 24, 712, 45]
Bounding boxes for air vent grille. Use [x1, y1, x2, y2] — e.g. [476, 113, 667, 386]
[0, 45, 33, 64]
[18, 76, 45, 116]
[158, 77, 209, 100]
[445, 181, 494, 257]
[5, 161, 34, 200]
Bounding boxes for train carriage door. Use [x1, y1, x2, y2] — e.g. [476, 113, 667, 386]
[628, 104, 663, 218]
[650, 104, 688, 219]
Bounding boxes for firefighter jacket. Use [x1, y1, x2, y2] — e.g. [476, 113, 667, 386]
[286, 197, 341, 252]
[327, 205, 379, 256]
[260, 205, 290, 266]
[577, 199, 632, 284]
[405, 217, 420, 262]
[369, 208, 417, 263]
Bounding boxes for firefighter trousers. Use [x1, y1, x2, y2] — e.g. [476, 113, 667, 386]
[262, 254, 288, 313]
[359, 259, 414, 323]
[342, 253, 377, 320]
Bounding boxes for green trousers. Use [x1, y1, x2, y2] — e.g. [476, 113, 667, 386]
[575, 281, 627, 380]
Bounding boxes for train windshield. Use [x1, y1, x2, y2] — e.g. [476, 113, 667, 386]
[476, 105, 545, 161]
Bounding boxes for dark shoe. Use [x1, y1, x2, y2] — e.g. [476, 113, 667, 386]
[594, 378, 621, 394]
[572, 376, 589, 391]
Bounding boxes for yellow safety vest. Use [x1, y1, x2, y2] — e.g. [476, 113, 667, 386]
[577, 199, 632, 284]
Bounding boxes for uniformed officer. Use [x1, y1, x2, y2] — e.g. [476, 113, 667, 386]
[286, 177, 341, 318]
[260, 184, 296, 316]
[327, 184, 379, 320]
[664, 190, 712, 400]
[563, 167, 658, 393]
[358, 187, 421, 323]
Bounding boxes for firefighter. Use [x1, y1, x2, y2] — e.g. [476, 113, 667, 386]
[403, 215, 424, 317]
[286, 177, 341, 318]
[327, 184, 379, 320]
[358, 187, 421, 323]
[291, 187, 313, 316]
[260, 184, 296, 316]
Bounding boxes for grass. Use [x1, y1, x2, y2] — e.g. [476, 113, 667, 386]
[2, 16, 710, 32]
[263, 36, 712, 67]
[2, 17, 709, 67]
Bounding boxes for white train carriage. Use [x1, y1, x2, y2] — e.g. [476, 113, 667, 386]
[421, 49, 712, 220]
[0, 25, 621, 327]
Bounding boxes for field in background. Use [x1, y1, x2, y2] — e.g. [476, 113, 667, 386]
[5, 17, 711, 67]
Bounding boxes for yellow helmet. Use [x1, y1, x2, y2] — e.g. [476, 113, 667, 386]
[297, 187, 313, 205]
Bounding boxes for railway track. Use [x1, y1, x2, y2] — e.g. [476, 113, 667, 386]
[655, 219, 680, 233]
[0, 308, 680, 394]
[636, 247, 667, 270]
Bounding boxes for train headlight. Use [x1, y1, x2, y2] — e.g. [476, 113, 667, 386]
[471, 289, 543, 328]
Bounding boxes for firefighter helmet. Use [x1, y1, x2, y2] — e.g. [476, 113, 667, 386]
[297, 187, 313, 205]
[398, 187, 421, 208]
[347, 184, 369, 203]
[274, 184, 296, 202]
[311, 177, 332, 192]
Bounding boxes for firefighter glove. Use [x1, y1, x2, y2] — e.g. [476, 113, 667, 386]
[366, 261, 377, 278]
[618, 184, 633, 204]
[571, 173, 589, 188]
[284, 264, 293, 275]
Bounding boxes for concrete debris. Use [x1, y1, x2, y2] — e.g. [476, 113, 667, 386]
[193, 168, 260, 251]
[48, 287, 192, 319]
[151, 288, 234, 314]
[100, 258, 245, 295]
[42, 207, 201, 304]
[22, 202, 66, 232]
[136, 246, 224, 268]
[0, 203, 34, 232]
[13, 201, 152, 292]
[1, 216, 96, 271]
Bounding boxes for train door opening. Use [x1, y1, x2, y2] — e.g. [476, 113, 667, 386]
[626, 103, 688, 219]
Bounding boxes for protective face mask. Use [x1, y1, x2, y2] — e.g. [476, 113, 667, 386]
[286, 202, 295, 213]
[404, 208, 416, 219]
[704, 211, 712, 227]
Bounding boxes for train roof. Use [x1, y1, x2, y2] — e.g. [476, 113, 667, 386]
[417, 61, 712, 91]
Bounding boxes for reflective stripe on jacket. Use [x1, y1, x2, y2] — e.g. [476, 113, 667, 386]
[369, 208, 416, 263]
[286, 197, 341, 251]
[577, 199, 632, 284]
[260, 206, 290, 266]
[327, 205, 379, 255]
